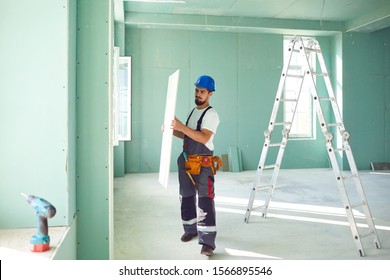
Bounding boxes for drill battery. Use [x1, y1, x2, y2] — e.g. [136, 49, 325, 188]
[30, 234, 50, 252]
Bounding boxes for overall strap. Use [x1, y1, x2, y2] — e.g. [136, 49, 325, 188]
[185, 108, 196, 126]
[183, 106, 213, 155]
[196, 106, 212, 131]
[185, 106, 212, 130]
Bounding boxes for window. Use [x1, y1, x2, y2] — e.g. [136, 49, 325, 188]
[113, 47, 132, 146]
[283, 36, 316, 138]
[117, 56, 132, 141]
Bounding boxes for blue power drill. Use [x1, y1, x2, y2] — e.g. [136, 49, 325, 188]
[22, 193, 56, 252]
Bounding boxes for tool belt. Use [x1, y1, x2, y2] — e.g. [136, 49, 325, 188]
[185, 155, 223, 175]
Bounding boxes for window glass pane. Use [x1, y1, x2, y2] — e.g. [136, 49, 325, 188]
[118, 56, 132, 141]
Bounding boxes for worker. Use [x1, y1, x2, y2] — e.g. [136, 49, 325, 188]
[171, 75, 220, 257]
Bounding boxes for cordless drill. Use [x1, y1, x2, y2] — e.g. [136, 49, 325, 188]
[22, 193, 56, 252]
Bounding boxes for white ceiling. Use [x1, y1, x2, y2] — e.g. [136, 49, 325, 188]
[117, 0, 390, 33]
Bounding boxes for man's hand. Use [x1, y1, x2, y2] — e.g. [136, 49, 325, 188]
[171, 117, 185, 139]
[171, 117, 213, 144]
[171, 117, 185, 132]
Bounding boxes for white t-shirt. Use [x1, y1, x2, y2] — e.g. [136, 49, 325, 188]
[186, 107, 220, 151]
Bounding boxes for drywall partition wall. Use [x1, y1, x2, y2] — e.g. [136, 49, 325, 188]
[385, 28, 390, 162]
[52, 216, 77, 260]
[76, 0, 114, 259]
[124, 29, 331, 172]
[0, 0, 75, 229]
[342, 28, 390, 170]
[68, 0, 78, 223]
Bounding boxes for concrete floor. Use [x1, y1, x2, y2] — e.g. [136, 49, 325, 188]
[114, 169, 390, 260]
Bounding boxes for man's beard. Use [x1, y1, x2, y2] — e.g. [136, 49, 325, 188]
[195, 98, 205, 106]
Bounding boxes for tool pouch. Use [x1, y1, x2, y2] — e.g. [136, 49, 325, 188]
[185, 156, 202, 175]
[185, 155, 223, 175]
[211, 156, 223, 175]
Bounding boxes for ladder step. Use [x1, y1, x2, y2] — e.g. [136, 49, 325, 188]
[305, 47, 321, 53]
[312, 72, 328, 77]
[262, 164, 278, 170]
[286, 74, 304, 79]
[334, 147, 347, 152]
[268, 142, 283, 147]
[281, 98, 298, 102]
[319, 97, 335, 102]
[255, 184, 273, 190]
[274, 122, 291, 126]
[327, 123, 342, 127]
[250, 204, 267, 212]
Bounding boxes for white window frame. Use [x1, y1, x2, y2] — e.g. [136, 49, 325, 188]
[283, 36, 316, 139]
[113, 47, 132, 146]
[118, 56, 132, 142]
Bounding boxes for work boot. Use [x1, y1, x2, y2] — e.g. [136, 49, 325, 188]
[181, 233, 198, 242]
[200, 244, 214, 256]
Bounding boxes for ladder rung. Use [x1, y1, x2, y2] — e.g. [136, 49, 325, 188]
[319, 97, 335, 101]
[286, 74, 304, 79]
[334, 147, 347, 152]
[249, 204, 267, 212]
[255, 184, 273, 190]
[327, 123, 342, 127]
[269, 142, 283, 147]
[274, 122, 291, 126]
[305, 47, 321, 53]
[281, 98, 298, 102]
[262, 164, 278, 170]
[312, 72, 328, 77]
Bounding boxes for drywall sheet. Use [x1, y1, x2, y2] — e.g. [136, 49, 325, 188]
[159, 70, 180, 188]
[370, 162, 390, 175]
[371, 162, 390, 171]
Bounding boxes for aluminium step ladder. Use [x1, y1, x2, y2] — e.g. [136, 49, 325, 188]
[244, 36, 381, 257]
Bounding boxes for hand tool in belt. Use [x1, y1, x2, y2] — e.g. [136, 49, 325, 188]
[183, 152, 196, 185]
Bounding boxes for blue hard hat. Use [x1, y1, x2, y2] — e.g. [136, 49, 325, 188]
[194, 75, 215, 91]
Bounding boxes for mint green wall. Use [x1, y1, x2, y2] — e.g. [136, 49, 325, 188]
[124, 29, 335, 172]
[342, 28, 390, 169]
[0, 0, 76, 229]
[76, 0, 114, 259]
[1, 0, 114, 260]
[68, 0, 78, 222]
[53, 217, 77, 260]
[386, 30, 390, 162]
